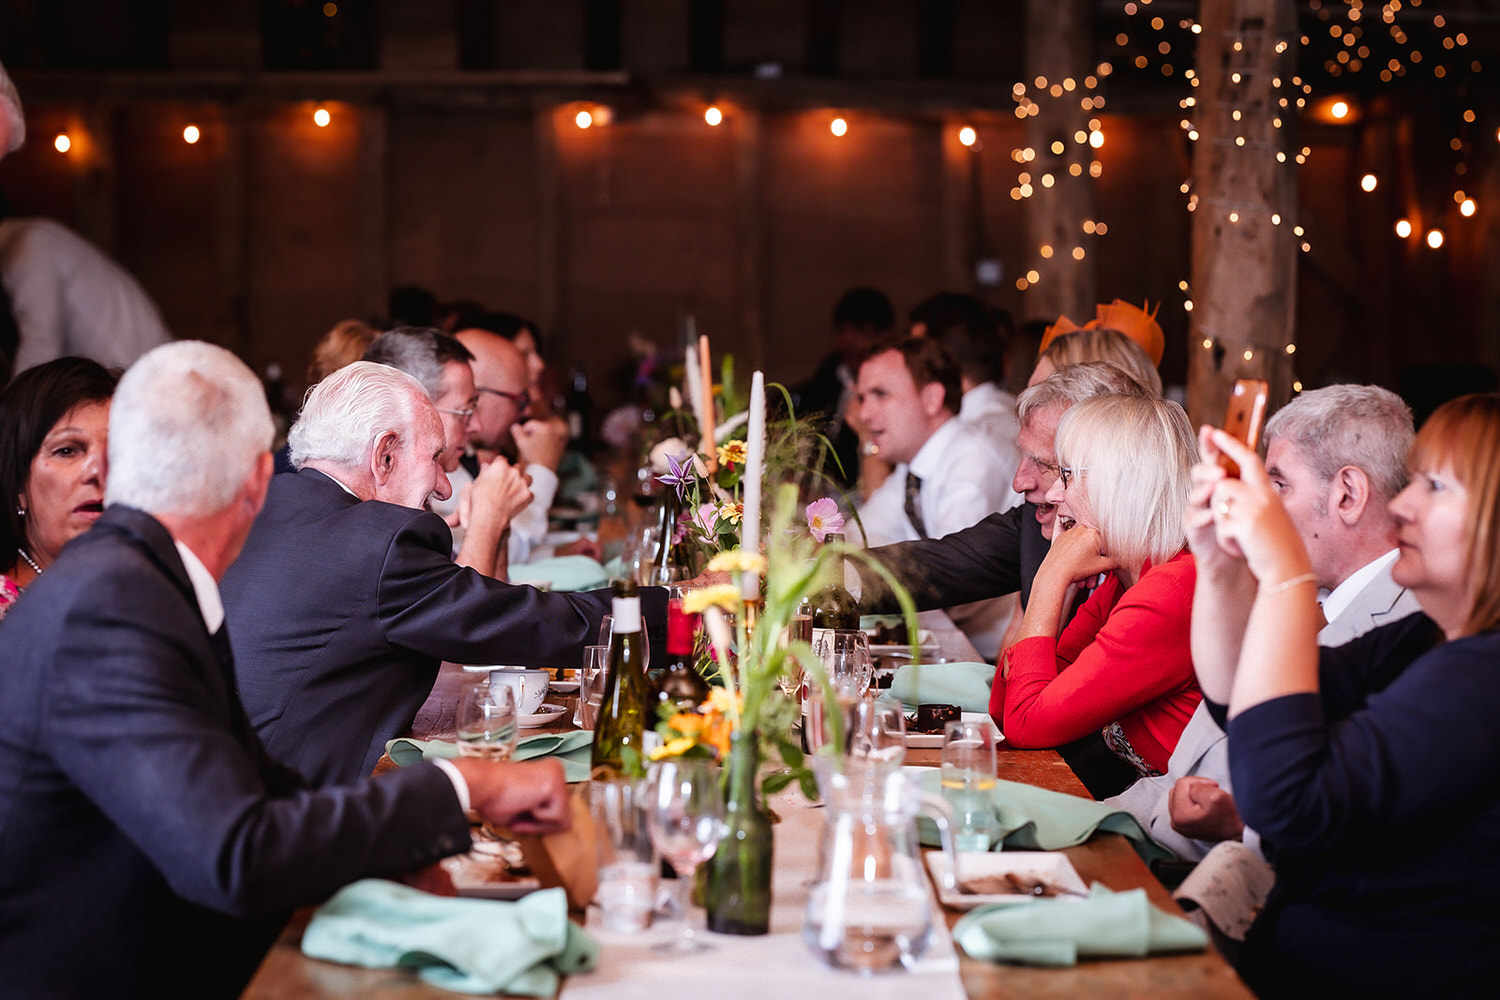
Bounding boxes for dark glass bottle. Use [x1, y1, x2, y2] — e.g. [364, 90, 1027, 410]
[590, 580, 650, 778]
[801, 534, 860, 648]
[650, 489, 685, 585]
[565, 366, 592, 448]
[655, 596, 710, 714]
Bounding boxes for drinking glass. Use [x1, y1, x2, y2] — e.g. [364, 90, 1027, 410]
[846, 699, 907, 766]
[940, 719, 998, 852]
[816, 630, 873, 698]
[643, 758, 726, 953]
[455, 679, 519, 760]
[590, 778, 657, 933]
[575, 644, 609, 728]
[598, 614, 649, 670]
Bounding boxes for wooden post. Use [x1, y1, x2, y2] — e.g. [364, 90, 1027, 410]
[1024, 0, 1095, 324]
[1186, 0, 1299, 426]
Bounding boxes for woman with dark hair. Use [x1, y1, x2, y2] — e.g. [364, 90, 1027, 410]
[1189, 393, 1500, 995]
[0, 357, 118, 616]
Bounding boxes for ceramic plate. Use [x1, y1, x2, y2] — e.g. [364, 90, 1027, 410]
[904, 711, 1003, 749]
[444, 834, 542, 900]
[518, 704, 569, 728]
[550, 680, 581, 694]
[925, 851, 1088, 910]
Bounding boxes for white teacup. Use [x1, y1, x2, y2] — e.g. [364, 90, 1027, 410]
[487, 667, 550, 715]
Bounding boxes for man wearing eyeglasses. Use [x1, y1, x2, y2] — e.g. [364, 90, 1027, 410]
[364, 326, 532, 578]
[457, 326, 573, 566]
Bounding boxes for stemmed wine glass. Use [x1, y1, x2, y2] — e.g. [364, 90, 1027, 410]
[599, 614, 650, 670]
[643, 757, 726, 953]
[455, 679, 519, 760]
[846, 698, 907, 765]
[816, 630, 873, 698]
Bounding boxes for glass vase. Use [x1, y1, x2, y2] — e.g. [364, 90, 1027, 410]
[705, 733, 773, 935]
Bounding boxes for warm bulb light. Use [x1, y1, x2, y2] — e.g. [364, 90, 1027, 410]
[313, 107, 331, 128]
[830, 117, 848, 137]
[1360, 173, 1377, 192]
[958, 126, 977, 147]
[1395, 219, 1412, 238]
[53, 133, 71, 153]
[1331, 100, 1349, 119]
[1461, 198, 1476, 217]
[704, 106, 723, 127]
[182, 124, 201, 144]
[1426, 228, 1444, 249]
[575, 110, 593, 129]
[1089, 130, 1104, 149]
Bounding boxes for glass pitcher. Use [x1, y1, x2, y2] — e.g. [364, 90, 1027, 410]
[803, 762, 957, 973]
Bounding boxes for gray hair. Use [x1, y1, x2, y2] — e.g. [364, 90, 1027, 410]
[107, 342, 273, 517]
[1264, 384, 1414, 502]
[288, 361, 426, 469]
[0, 60, 23, 154]
[1055, 394, 1196, 570]
[362, 326, 473, 400]
[1038, 328, 1163, 397]
[1016, 360, 1154, 427]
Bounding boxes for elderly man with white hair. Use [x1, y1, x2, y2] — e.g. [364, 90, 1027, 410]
[222, 360, 667, 785]
[0, 342, 571, 997]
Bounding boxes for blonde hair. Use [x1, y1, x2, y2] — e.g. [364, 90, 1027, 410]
[1407, 393, 1500, 636]
[1054, 394, 1195, 573]
[306, 319, 377, 386]
[1038, 327, 1163, 397]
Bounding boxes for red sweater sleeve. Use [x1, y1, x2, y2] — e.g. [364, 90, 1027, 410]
[990, 553, 1198, 751]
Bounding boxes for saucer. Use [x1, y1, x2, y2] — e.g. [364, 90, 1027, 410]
[518, 704, 568, 728]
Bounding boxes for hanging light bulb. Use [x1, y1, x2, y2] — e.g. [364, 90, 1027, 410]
[1360, 173, 1377, 192]
[313, 106, 331, 127]
[1395, 219, 1413, 238]
[830, 116, 848, 137]
[182, 124, 201, 144]
[53, 132, 71, 153]
[704, 105, 723, 127]
[1426, 228, 1444, 249]
[1460, 198, 1477, 217]
[958, 126, 977, 147]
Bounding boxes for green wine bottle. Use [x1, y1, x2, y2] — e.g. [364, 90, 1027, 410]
[804, 534, 860, 649]
[591, 579, 651, 778]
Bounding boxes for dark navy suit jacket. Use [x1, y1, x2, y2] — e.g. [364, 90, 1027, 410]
[222, 468, 667, 785]
[0, 506, 470, 998]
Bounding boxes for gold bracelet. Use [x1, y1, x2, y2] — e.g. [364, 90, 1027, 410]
[1262, 572, 1317, 596]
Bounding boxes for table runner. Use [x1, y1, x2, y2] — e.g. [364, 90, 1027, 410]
[558, 779, 967, 1000]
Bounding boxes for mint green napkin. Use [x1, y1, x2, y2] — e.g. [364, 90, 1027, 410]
[385, 732, 596, 783]
[918, 770, 1171, 863]
[301, 881, 598, 995]
[509, 555, 608, 593]
[952, 884, 1206, 966]
[887, 661, 996, 713]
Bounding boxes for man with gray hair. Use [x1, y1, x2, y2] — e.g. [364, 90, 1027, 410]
[223, 360, 666, 785]
[0, 343, 571, 996]
[1110, 383, 1420, 864]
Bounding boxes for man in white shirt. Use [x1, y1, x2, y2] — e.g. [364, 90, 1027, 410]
[1109, 384, 1420, 860]
[854, 335, 1022, 657]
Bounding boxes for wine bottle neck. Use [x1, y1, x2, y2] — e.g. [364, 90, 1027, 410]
[611, 596, 643, 633]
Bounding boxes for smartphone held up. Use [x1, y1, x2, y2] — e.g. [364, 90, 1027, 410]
[1216, 379, 1269, 478]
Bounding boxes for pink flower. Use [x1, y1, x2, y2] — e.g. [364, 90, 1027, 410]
[693, 502, 720, 534]
[805, 497, 845, 542]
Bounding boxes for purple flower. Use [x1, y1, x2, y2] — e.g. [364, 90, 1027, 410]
[655, 452, 694, 500]
[805, 497, 845, 542]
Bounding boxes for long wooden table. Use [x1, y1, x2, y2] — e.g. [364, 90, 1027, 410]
[243, 665, 1253, 999]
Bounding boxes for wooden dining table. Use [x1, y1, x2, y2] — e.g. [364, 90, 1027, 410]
[242, 663, 1253, 999]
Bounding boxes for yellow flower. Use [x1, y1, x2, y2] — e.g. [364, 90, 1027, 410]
[707, 687, 742, 716]
[648, 736, 699, 761]
[668, 712, 706, 736]
[682, 584, 741, 615]
[717, 439, 748, 469]
[706, 549, 767, 575]
[716, 501, 744, 526]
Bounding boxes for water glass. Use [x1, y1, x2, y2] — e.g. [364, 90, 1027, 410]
[644, 758, 726, 953]
[589, 779, 657, 933]
[816, 630, 873, 699]
[846, 699, 906, 766]
[575, 644, 608, 729]
[455, 680, 519, 760]
[940, 720, 998, 852]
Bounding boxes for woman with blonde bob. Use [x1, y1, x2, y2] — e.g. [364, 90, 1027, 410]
[1188, 393, 1500, 996]
[1028, 326, 1163, 397]
[990, 394, 1203, 795]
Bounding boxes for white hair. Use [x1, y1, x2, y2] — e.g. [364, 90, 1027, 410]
[107, 342, 273, 517]
[1016, 360, 1153, 427]
[1054, 394, 1196, 571]
[1264, 384, 1413, 503]
[287, 361, 426, 469]
[0, 60, 23, 155]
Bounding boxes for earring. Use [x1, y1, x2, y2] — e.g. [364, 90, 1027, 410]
[15, 506, 23, 517]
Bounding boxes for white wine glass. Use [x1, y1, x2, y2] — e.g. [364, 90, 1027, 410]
[644, 757, 726, 953]
[456, 679, 519, 760]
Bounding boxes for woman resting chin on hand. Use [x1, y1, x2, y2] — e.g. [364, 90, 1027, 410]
[1186, 394, 1500, 998]
[990, 394, 1204, 798]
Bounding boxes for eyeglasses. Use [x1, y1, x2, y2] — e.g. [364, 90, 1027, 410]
[1024, 452, 1061, 479]
[1059, 465, 1087, 489]
[478, 386, 531, 410]
[435, 404, 476, 421]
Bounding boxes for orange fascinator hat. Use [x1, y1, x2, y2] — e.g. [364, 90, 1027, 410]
[1037, 314, 1082, 353]
[1036, 299, 1164, 366]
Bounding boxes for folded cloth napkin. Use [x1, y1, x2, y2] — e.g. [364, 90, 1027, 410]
[918, 770, 1171, 863]
[952, 883, 1207, 967]
[386, 732, 595, 783]
[887, 661, 996, 714]
[509, 555, 608, 593]
[302, 880, 598, 995]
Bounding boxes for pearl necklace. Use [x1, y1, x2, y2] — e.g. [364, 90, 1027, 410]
[15, 547, 42, 576]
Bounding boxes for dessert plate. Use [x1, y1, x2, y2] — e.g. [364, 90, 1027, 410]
[926, 850, 1088, 910]
[904, 711, 1003, 749]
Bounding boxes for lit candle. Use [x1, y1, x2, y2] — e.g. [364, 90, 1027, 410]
[741, 370, 765, 598]
[698, 334, 717, 473]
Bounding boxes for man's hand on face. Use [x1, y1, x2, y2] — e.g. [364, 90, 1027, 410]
[513, 418, 569, 472]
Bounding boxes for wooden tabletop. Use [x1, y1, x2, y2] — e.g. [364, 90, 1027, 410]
[243, 665, 1253, 999]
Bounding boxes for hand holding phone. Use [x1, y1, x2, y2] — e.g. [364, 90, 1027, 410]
[1216, 379, 1269, 478]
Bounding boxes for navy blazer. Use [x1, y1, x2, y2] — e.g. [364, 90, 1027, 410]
[223, 468, 667, 785]
[0, 506, 470, 998]
[857, 501, 1050, 613]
